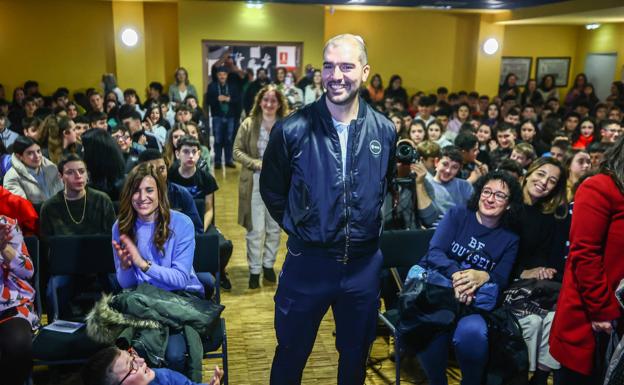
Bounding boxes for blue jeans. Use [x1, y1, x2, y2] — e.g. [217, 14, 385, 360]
[165, 331, 187, 373]
[417, 314, 489, 385]
[270, 243, 382, 385]
[212, 116, 235, 165]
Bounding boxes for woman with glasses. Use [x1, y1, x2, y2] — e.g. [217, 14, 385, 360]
[415, 171, 522, 385]
[82, 346, 223, 385]
[234, 85, 289, 289]
[112, 163, 204, 375]
[507, 157, 567, 385]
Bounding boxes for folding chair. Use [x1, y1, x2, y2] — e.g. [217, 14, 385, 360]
[32, 235, 114, 366]
[375, 228, 435, 385]
[194, 233, 229, 385]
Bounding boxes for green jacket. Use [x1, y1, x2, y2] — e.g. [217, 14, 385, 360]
[86, 283, 224, 382]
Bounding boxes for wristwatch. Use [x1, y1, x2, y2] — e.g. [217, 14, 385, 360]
[141, 260, 152, 273]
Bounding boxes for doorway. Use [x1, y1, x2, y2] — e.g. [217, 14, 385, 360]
[584, 53, 618, 101]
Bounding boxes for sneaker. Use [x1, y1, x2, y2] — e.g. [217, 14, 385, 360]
[220, 273, 232, 291]
[225, 162, 236, 169]
[263, 267, 276, 283]
[249, 274, 260, 289]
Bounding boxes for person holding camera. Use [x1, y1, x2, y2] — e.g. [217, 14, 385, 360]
[412, 146, 473, 228]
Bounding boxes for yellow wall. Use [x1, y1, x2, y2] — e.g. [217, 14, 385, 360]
[575, 23, 624, 82]
[0, 0, 115, 96]
[112, 1, 147, 95]
[144, 2, 180, 89]
[178, 1, 325, 102]
[502, 25, 580, 97]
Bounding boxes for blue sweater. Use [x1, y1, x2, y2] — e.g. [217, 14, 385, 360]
[421, 205, 519, 288]
[113, 210, 204, 295]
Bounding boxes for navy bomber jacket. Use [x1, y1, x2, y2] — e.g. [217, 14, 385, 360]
[260, 94, 396, 258]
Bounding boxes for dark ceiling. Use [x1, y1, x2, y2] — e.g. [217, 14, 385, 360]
[260, 0, 570, 10]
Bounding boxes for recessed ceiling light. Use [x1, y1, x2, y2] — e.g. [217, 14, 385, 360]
[246, 1, 264, 9]
[121, 28, 138, 47]
[585, 23, 601, 30]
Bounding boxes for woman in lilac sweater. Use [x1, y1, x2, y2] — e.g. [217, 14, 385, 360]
[112, 162, 203, 374]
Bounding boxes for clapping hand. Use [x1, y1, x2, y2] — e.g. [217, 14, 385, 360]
[209, 365, 224, 385]
[112, 235, 147, 271]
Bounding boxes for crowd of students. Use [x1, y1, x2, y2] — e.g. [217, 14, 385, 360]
[0, 64, 623, 385]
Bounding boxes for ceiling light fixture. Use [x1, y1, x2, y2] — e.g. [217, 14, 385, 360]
[120, 28, 139, 47]
[585, 23, 601, 30]
[482, 38, 499, 55]
[246, 1, 264, 9]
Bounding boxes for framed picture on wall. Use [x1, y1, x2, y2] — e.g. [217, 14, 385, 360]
[201, 40, 303, 96]
[536, 57, 571, 87]
[500, 57, 532, 86]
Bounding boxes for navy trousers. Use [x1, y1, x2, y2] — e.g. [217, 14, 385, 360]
[270, 244, 382, 385]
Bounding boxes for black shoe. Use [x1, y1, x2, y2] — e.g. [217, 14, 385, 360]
[220, 273, 232, 291]
[249, 274, 260, 289]
[263, 267, 277, 283]
[225, 162, 236, 169]
[214, 163, 222, 169]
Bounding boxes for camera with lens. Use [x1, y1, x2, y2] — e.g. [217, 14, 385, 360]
[395, 139, 420, 180]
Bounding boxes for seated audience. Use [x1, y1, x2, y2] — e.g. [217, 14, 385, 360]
[0, 114, 18, 149]
[507, 157, 567, 385]
[416, 140, 441, 175]
[496, 158, 524, 181]
[427, 119, 453, 148]
[489, 123, 516, 169]
[415, 171, 521, 385]
[519, 120, 548, 156]
[82, 346, 223, 385]
[3, 136, 63, 204]
[82, 128, 126, 200]
[412, 146, 473, 227]
[571, 117, 599, 149]
[455, 130, 488, 184]
[587, 142, 609, 171]
[565, 149, 591, 202]
[0, 216, 38, 385]
[599, 119, 622, 144]
[112, 163, 204, 373]
[510, 142, 536, 171]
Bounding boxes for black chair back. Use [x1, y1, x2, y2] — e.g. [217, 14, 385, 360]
[380, 229, 435, 269]
[47, 235, 115, 275]
[193, 233, 220, 274]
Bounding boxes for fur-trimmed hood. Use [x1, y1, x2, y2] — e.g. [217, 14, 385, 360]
[86, 293, 161, 344]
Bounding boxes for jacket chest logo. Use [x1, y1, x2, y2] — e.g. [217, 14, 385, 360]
[369, 140, 382, 156]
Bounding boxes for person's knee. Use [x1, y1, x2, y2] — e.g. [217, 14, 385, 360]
[453, 316, 488, 347]
[165, 335, 187, 370]
[522, 314, 543, 338]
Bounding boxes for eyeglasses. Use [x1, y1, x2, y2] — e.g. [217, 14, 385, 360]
[117, 348, 139, 385]
[114, 134, 131, 142]
[481, 188, 509, 202]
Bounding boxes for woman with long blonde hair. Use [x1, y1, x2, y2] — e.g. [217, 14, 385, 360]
[233, 84, 289, 289]
[112, 162, 203, 373]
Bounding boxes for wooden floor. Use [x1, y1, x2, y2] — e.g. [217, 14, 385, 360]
[205, 166, 457, 385]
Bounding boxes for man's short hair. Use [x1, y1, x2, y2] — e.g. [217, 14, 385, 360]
[175, 135, 201, 151]
[440, 145, 463, 164]
[417, 140, 441, 159]
[454, 131, 478, 151]
[324, 34, 368, 65]
[496, 158, 524, 177]
[175, 104, 193, 114]
[587, 142, 609, 154]
[148, 82, 163, 93]
[496, 122, 516, 134]
[23, 96, 36, 105]
[513, 142, 536, 160]
[22, 116, 41, 130]
[120, 110, 141, 121]
[73, 115, 89, 125]
[138, 148, 164, 163]
[564, 112, 581, 121]
[600, 119, 621, 130]
[551, 139, 570, 152]
[123, 88, 138, 98]
[52, 88, 69, 100]
[419, 96, 434, 107]
[433, 108, 452, 118]
[88, 111, 107, 124]
[437, 86, 448, 95]
[81, 346, 119, 385]
[507, 108, 520, 117]
[58, 153, 85, 174]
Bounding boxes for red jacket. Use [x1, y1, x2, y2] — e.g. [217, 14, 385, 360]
[0, 187, 39, 236]
[550, 174, 624, 374]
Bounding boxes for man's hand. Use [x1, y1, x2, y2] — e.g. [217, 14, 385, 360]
[520, 267, 557, 280]
[410, 162, 428, 184]
[209, 365, 224, 385]
[591, 321, 613, 334]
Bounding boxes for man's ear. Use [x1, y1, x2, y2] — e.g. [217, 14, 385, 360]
[362, 64, 371, 83]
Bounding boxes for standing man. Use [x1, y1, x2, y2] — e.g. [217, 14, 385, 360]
[260, 34, 396, 385]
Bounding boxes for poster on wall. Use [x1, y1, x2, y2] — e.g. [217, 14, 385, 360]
[202, 40, 302, 94]
[500, 57, 532, 86]
[536, 57, 571, 87]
